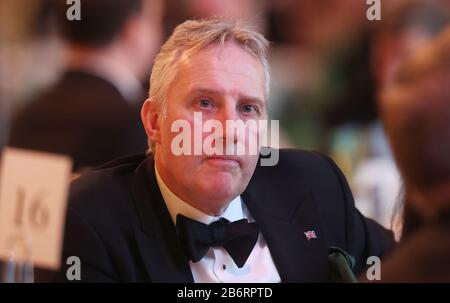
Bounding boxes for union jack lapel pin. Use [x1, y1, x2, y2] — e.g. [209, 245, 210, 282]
[304, 230, 317, 241]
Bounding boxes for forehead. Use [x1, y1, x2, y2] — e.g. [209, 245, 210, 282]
[170, 41, 266, 100]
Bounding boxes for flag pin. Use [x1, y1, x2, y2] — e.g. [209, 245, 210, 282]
[304, 230, 317, 241]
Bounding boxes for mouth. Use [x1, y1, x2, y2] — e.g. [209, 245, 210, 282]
[203, 156, 241, 168]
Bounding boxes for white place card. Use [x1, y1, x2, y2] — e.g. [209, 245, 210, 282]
[0, 148, 72, 270]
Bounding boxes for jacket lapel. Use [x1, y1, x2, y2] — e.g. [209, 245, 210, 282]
[127, 155, 330, 282]
[128, 156, 194, 283]
[242, 181, 330, 282]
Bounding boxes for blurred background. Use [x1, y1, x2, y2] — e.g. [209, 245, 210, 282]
[1, 0, 450, 236]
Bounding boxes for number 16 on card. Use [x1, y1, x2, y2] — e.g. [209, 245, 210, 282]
[0, 148, 72, 279]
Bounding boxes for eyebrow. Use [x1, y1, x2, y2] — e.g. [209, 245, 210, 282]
[189, 87, 266, 107]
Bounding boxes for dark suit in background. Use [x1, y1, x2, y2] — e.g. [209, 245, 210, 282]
[36, 149, 395, 282]
[8, 70, 147, 171]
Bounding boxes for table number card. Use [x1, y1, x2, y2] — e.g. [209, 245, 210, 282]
[0, 148, 72, 270]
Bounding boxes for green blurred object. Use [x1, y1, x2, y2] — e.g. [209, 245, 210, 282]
[328, 246, 358, 283]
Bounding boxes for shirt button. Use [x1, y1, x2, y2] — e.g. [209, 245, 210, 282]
[222, 264, 226, 271]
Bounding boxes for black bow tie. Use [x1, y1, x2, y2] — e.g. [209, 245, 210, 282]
[176, 214, 259, 268]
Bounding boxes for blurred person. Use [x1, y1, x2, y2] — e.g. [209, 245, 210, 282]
[163, 0, 267, 37]
[372, 0, 450, 89]
[373, 27, 450, 282]
[265, 0, 367, 49]
[266, 0, 368, 151]
[0, 0, 62, 149]
[8, 0, 163, 171]
[326, 0, 450, 149]
[184, 0, 259, 20]
[37, 19, 394, 283]
[326, 0, 449, 233]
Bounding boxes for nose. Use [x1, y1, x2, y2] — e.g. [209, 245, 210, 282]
[217, 101, 238, 145]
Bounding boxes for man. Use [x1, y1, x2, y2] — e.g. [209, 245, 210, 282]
[40, 19, 394, 282]
[9, 0, 163, 171]
[374, 27, 450, 282]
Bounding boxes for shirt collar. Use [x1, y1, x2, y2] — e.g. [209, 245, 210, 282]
[154, 164, 246, 225]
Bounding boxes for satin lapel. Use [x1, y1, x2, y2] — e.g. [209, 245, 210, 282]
[242, 187, 330, 282]
[128, 157, 194, 283]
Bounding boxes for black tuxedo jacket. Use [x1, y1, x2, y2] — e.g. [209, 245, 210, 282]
[37, 149, 395, 282]
[9, 70, 147, 171]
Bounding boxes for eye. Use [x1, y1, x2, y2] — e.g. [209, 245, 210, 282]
[198, 98, 213, 108]
[241, 104, 258, 114]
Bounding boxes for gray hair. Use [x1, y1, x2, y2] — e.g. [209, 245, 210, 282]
[147, 18, 270, 153]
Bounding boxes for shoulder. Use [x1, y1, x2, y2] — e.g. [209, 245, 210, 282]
[67, 153, 148, 228]
[277, 148, 338, 172]
[253, 148, 348, 193]
[11, 71, 127, 122]
[249, 148, 353, 223]
[249, 149, 355, 241]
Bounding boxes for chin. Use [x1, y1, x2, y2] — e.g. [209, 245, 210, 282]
[197, 178, 240, 203]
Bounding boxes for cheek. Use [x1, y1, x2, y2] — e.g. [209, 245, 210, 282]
[244, 155, 259, 172]
[237, 124, 263, 154]
[160, 119, 198, 161]
[246, 127, 260, 144]
[159, 111, 190, 143]
[159, 121, 173, 150]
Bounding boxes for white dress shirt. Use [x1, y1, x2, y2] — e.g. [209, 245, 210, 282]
[155, 166, 281, 283]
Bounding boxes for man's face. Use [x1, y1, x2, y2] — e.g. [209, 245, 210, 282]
[153, 41, 267, 215]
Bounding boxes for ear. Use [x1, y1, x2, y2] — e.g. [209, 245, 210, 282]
[141, 98, 161, 144]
